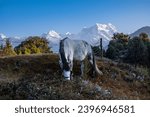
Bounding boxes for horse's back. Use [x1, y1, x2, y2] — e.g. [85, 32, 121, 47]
[60, 38, 92, 61]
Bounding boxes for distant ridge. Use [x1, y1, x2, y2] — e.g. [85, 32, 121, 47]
[130, 26, 150, 37]
[1, 23, 118, 52]
[42, 23, 117, 52]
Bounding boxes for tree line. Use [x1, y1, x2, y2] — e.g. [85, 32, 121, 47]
[1, 33, 150, 68]
[105, 33, 150, 67]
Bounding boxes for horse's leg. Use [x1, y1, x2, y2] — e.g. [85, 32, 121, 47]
[80, 61, 84, 78]
[88, 54, 96, 77]
[70, 61, 73, 80]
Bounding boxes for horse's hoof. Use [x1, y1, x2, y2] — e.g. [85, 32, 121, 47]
[64, 77, 71, 81]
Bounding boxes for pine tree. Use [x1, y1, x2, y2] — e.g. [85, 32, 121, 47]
[106, 33, 129, 60]
[126, 36, 148, 66]
[113, 33, 129, 43]
[2, 38, 16, 56]
[139, 33, 149, 42]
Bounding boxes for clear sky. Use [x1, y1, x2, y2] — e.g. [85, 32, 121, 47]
[0, 0, 150, 37]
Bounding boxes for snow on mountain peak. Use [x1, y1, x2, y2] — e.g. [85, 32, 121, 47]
[0, 33, 26, 47]
[95, 23, 108, 30]
[65, 32, 72, 35]
[1, 23, 118, 52]
[0, 33, 7, 46]
[108, 23, 117, 32]
[0, 33, 7, 39]
[47, 30, 61, 39]
[95, 23, 117, 32]
[77, 23, 117, 47]
[41, 30, 61, 52]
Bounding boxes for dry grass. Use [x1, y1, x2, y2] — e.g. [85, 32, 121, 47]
[0, 54, 150, 99]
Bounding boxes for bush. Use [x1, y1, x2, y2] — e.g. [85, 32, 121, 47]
[139, 33, 150, 42]
[113, 33, 129, 43]
[125, 37, 148, 66]
[15, 36, 52, 55]
[106, 33, 129, 60]
[106, 32, 150, 67]
[106, 44, 118, 59]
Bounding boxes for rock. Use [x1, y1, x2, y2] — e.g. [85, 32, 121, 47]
[94, 84, 102, 92]
[136, 75, 144, 81]
[111, 72, 117, 79]
[131, 73, 136, 78]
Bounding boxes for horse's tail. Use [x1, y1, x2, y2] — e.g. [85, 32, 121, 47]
[92, 50, 103, 76]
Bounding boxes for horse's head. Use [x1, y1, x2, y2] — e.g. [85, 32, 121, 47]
[63, 70, 71, 80]
[59, 59, 72, 80]
[59, 38, 73, 80]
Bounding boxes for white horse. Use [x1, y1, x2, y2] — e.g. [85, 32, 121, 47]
[59, 37, 103, 80]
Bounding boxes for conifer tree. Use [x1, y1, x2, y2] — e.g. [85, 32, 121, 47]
[2, 38, 16, 56]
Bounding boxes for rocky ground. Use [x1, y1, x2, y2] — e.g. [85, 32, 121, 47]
[0, 54, 150, 99]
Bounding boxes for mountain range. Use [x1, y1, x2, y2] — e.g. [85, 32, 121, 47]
[0, 33, 7, 46]
[0, 33, 24, 47]
[1, 24, 150, 52]
[41, 23, 117, 52]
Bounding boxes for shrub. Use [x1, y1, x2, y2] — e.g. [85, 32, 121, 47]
[15, 36, 52, 55]
[106, 33, 129, 60]
[125, 36, 148, 66]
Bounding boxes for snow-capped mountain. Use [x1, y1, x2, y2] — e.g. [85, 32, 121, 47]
[0, 33, 7, 39]
[9, 36, 24, 47]
[0, 33, 24, 47]
[42, 23, 117, 52]
[76, 23, 117, 47]
[42, 30, 61, 43]
[0, 33, 7, 46]
[41, 30, 62, 52]
[1, 23, 117, 52]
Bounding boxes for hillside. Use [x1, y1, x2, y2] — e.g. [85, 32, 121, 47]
[130, 26, 150, 37]
[0, 54, 150, 99]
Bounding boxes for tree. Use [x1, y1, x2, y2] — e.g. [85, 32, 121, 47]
[24, 47, 31, 55]
[106, 45, 118, 59]
[146, 42, 150, 67]
[125, 36, 148, 66]
[2, 38, 16, 56]
[106, 33, 129, 60]
[139, 33, 149, 42]
[15, 36, 52, 55]
[113, 33, 129, 43]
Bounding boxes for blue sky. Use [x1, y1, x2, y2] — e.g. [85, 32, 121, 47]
[0, 0, 150, 37]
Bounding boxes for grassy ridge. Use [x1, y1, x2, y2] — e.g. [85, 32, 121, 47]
[0, 54, 150, 99]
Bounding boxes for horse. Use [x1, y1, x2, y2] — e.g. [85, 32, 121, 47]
[59, 37, 103, 80]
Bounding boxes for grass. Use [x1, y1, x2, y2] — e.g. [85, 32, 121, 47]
[136, 66, 150, 78]
[0, 54, 150, 99]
